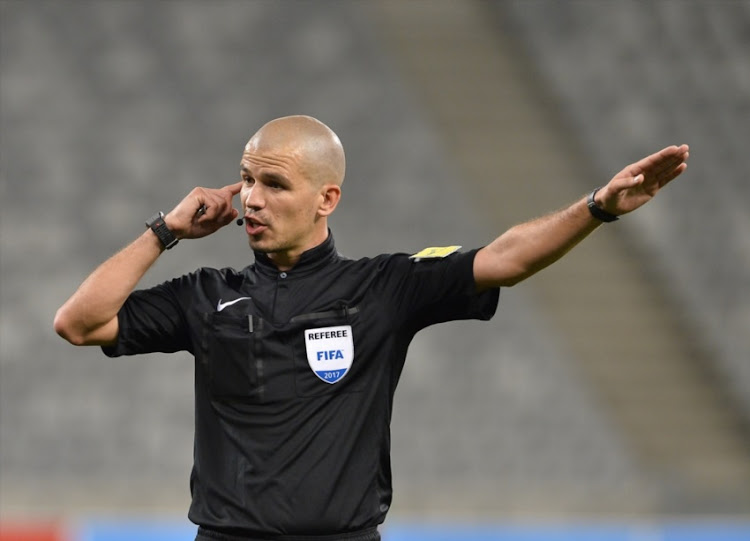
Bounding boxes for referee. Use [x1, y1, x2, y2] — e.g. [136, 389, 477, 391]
[54, 115, 689, 540]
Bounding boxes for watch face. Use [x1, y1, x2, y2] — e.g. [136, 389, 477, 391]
[146, 212, 164, 228]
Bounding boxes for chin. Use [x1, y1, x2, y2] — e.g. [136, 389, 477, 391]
[247, 238, 264, 251]
[248, 237, 279, 254]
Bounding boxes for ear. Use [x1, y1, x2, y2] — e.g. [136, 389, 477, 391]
[317, 184, 341, 217]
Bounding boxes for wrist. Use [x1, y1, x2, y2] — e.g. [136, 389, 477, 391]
[145, 226, 168, 252]
[587, 187, 619, 223]
[162, 212, 185, 240]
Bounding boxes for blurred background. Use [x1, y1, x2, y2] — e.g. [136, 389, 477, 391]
[1, 1, 749, 540]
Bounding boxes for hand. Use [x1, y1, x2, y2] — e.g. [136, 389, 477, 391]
[596, 144, 689, 216]
[164, 182, 242, 239]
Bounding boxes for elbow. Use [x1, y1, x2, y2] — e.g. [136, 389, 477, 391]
[53, 308, 86, 346]
[475, 247, 532, 288]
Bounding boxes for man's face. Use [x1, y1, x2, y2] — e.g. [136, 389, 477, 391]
[239, 143, 324, 258]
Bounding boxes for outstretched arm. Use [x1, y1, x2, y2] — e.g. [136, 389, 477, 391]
[474, 144, 689, 289]
[53, 182, 242, 346]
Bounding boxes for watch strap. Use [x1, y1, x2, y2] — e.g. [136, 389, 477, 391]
[146, 211, 179, 249]
[587, 188, 619, 223]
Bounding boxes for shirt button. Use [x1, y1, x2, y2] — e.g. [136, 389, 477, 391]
[279, 272, 288, 279]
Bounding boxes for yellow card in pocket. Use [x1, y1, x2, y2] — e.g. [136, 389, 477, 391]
[409, 245, 462, 260]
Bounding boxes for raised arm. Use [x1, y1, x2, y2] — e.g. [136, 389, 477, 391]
[474, 144, 689, 289]
[53, 182, 242, 346]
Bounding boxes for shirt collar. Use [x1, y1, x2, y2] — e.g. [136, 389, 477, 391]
[252, 230, 339, 278]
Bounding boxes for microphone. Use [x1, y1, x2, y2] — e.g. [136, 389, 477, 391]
[236, 217, 244, 226]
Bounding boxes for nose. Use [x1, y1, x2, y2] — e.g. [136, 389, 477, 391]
[243, 184, 265, 212]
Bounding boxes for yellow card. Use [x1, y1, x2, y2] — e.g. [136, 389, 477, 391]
[409, 245, 462, 260]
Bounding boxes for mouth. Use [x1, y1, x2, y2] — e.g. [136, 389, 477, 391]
[245, 216, 268, 236]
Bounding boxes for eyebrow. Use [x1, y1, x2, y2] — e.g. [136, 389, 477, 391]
[241, 166, 289, 185]
[263, 172, 289, 185]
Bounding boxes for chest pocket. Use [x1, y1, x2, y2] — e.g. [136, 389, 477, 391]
[288, 306, 364, 398]
[200, 313, 267, 402]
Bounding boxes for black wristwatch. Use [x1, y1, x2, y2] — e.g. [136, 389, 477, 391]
[587, 187, 619, 223]
[145, 211, 179, 249]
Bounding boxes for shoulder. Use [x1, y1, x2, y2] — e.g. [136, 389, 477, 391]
[368, 247, 477, 273]
[333, 248, 475, 288]
[336, 246, 475, 270]
[333, 251, 409, 274]
[163, 266, 246, 292]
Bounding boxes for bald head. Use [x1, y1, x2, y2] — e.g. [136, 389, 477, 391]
[245, 115, 346, 187]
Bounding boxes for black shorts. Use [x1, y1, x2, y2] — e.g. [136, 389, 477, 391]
[195, 526, 380, 541]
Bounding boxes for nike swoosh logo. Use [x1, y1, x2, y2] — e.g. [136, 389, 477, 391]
[216, 297, 252, 312]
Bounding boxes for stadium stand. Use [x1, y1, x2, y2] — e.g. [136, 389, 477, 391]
[497, 0, 750, 421]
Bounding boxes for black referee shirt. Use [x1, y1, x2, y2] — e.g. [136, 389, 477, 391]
[103, 232, 499, 537]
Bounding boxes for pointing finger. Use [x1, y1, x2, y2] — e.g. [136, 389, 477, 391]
[223, 181, 243, 196]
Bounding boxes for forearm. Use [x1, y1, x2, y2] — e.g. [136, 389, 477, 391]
[474, 197, 601, 288]
[54, 182, 241, 346]
[472, 144, 690, 289]
[54, 229, 165, 345]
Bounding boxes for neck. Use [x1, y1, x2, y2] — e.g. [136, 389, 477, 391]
[266, 252, 301, 272]
[264, 227, 330, 272]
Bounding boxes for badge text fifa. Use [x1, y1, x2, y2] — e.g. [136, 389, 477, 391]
[317, 350, 345, 361]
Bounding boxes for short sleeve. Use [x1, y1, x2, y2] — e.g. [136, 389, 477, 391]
[379, 248, 499, 332]
[101, 276, 192, 358]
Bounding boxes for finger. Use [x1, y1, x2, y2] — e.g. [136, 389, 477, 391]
[222, 181, 243, 196]
[658, 162, 688, 187]
[225, 207, 240, 223]
[212, 189, 241, 219]
[638, 154, 688, 191]
[194, 190, 227, 220]
[631, 145, 688, 179]
[653, 148, 689, 182]
[207, 205, 239, 229]
[189, 188, 213, 216]
[634, 146, 681, 173]
[656, 145, 689, 169]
